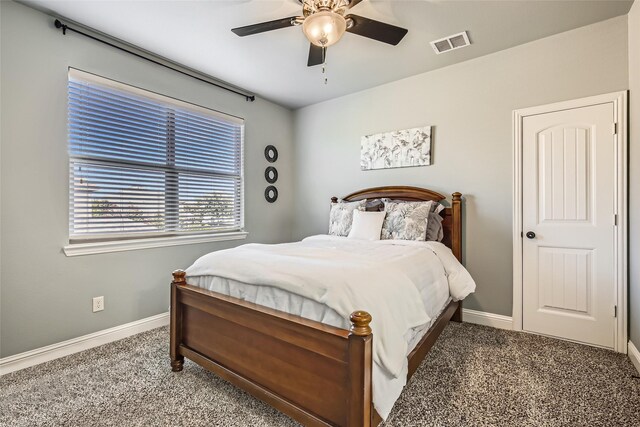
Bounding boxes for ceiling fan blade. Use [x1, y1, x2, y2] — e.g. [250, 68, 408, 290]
[231, 17, 298, 36]
[307, 44, 326, 67]
[347, 0, 364, 9]
[345, 15, 408, 45]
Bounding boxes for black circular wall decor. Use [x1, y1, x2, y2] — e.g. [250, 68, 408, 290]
[264, 145, 278, 163]
[265, 166, 278, 184]
[265, 186, 278, 203]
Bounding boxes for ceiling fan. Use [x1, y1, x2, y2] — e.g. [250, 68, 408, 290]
[231, 0, 408, 67]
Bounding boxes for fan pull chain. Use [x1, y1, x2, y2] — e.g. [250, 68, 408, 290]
[322, 46, 328, 85]
[323, 61, 328, 85]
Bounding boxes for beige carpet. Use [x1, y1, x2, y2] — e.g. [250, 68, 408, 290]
[1, 322, 639, 426]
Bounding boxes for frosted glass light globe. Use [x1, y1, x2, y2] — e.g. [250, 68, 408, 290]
[302, 10, 347, 47]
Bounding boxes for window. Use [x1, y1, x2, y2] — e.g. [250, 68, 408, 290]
[67, 69, 244, 249]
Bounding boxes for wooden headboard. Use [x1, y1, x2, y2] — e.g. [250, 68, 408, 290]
[330, 186, 463, 262]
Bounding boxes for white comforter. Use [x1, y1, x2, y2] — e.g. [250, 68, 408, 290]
[186, 235, 475, 417]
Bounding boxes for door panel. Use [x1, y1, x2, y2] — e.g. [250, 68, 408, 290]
[539, 126, 591, 223]
[538, 247, 591, 314]
[522, 102, 615, 349]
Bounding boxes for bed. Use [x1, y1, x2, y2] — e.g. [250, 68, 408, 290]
[170, 186, 467, 426]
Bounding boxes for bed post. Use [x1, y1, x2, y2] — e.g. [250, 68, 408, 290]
[451, 192, 463, 263]
[452, 301, 463, 323]
[347, 311, 373, 427]
[170, 269, 186, 372]
[451, 193, 463, 323]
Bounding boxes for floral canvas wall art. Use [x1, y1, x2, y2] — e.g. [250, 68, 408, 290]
[360, 125, 432, 170]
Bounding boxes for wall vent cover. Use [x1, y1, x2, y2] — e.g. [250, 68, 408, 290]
[430, 31, 471, 54]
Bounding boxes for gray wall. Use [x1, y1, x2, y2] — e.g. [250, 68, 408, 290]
[292, 16, 629, 317]
[628, 1, 640, 346]
[0, 1, 294, 357]
[1, 1, 634, 358]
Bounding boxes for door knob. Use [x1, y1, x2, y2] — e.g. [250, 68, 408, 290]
[526, 231, 536, 239]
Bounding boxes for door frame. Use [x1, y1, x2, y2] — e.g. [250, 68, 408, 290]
[512, 91, 628, 353]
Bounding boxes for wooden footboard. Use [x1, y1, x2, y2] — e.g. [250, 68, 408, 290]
[170, 270, 462, 427]
[170, 270, 374, 427]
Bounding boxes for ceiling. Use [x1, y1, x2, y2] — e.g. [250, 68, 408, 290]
[23, 0, 633, 109]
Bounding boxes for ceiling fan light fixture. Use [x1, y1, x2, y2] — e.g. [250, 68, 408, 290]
[302, 10, 347, 47]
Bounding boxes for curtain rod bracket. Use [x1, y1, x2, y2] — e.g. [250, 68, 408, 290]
[54, 19, 67, 35]
[52, 18, 256, 102]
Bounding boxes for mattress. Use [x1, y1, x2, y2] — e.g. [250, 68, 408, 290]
[188, 275, 450, 356]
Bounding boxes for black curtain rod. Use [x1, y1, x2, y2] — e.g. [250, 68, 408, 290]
[54, 19, 256, 102]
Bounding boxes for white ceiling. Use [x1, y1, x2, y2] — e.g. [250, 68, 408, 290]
[23, 0, 633, 109]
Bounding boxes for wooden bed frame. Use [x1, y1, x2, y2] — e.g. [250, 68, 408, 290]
[170, 186, 463, 427]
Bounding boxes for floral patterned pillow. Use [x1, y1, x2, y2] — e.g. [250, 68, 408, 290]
[328, 200, 366, 236]
[381, 200, 436, 240]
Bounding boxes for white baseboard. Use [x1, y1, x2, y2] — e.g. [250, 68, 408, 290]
[0, 312, 169, 376]
[463, 308, 513, 330]
[628, 340, 640, 375]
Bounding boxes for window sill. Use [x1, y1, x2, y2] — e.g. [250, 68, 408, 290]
[63, 231, 249, 257]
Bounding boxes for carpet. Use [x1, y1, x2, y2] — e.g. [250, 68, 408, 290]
[1, 322, 638, 426]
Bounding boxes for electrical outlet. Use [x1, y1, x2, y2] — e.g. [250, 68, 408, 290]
[92, 296, 104, 312]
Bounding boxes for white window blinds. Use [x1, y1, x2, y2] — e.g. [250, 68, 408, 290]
[68, 69, 244, 241]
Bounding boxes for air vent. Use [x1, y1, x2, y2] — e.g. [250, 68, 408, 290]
[430, 31, 471, 54]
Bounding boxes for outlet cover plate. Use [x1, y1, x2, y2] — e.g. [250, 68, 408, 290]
[92, 296, 104, 312]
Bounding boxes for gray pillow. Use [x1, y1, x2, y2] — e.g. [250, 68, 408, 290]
[328, 200, 366, 236]
[381, 200, 435, 240]
[364, 198, 384, 212]
[426, 211, 444, 242]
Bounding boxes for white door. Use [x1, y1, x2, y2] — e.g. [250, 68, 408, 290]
[522, 102, 616, 348]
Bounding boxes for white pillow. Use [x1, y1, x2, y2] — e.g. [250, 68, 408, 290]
[348, 210, 386, 240]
